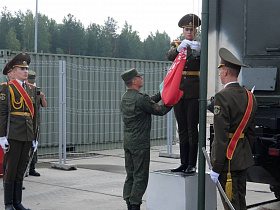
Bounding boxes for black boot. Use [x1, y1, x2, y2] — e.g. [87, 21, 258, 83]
[171, 143, 189, 172]
[13, 181, 30, 210]
[29, 163, 40, 176]
[185, 143, 198, 174]
[127, 203, 132, 210]
[4, 182, 15, 210]
[131, 204, 140, 210]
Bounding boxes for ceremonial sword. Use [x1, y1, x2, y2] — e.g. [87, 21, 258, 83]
[202, 147, 235, 210]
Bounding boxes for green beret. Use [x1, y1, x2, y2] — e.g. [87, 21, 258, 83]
[218, 48, 247, 71]
[121, 68, 144, 82]
[28, 70, 36, 83]
[178, 14, 201, 28]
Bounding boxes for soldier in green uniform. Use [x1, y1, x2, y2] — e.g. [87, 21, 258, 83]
[166, 14, 201, 174]
[0, 53, 38, 210]
[120, 68, 172, 210]
[26, 70, 47, 177]
[210, 48, 258, 210]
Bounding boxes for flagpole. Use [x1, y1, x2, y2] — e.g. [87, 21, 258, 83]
[198, 0, 209, 209]
[34, 0, 38, 53]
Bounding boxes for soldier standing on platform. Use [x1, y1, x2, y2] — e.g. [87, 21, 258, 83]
[0, 53, 37, 210]
[210, 48, 257, 209]
[120, 68, 172, 210]
[26, 70, 47, 177]
[166, 14, 201, 174]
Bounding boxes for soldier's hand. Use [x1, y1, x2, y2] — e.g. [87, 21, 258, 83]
[189, 41, 201, 51]
[177, 40, 191, 52]
[32, 140, 38, 152]
[210, 170, 220, 183]
[0, 136, 9, 150]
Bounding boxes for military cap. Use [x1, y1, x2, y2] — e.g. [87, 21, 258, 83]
[178, 14, 201, 28]
[218, 48, 247, 71]
[9, 52, 30, 70]
[28, 70, 36, 84]
[2, 60, 13, 75]
[121, 68, 144, 82]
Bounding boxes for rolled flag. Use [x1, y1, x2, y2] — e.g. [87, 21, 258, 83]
[160, 49, 187, 106]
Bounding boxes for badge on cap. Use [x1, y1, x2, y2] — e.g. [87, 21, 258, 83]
[214, 105, 221, 115]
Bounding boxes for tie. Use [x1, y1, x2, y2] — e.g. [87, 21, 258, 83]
[22, 82, 26, 89]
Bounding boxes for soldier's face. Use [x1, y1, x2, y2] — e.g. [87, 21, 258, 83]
[218, 67, 226, 84]
[183, 27, 196, 41]
[7, 70, 15, 80]
[13, 67, 28, 82]
[134, 76, 143, 88]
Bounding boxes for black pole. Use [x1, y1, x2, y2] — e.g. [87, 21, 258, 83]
[198, 0, 209, 209]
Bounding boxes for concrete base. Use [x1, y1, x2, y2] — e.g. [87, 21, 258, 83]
[146, 170, 217, 210]
[51, 163, 77, 170]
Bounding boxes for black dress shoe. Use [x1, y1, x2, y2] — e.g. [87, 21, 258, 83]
[171, 164, 187, 172]
[185, 165, 196, 174]
[29, 169, 40, 176]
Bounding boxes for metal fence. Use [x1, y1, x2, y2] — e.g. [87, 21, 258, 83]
[0, 50, 177, 158]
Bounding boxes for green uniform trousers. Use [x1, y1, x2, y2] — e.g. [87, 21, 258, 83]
[4, 139, 32, 182]
[219, 169, 247, 210]
[123, 148, 150, 205]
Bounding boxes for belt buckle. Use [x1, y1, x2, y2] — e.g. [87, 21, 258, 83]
[24, 112, 28, 116]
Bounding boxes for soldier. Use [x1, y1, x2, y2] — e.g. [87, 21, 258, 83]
[120, 68, 172, 210]
[0, 53, 37, 210]
[210, 48, 257, 209]
[26, 70, 47, 177]
[166, 14, 201, 174]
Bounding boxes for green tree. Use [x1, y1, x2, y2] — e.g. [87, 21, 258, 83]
[60, 14, 86, 55]
[6, 27, 21, 50]
[22, 10, 34, 52]
[85, 23, 102, 56]
[0, 7, 12, 49]
[117, 22, 144, 59]
[143, 31, 171, 61]
[37, 13, 51, 53]
[99, 17, 119, 57]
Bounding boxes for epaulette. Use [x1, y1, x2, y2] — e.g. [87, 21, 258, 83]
[171, 40, 182, 47]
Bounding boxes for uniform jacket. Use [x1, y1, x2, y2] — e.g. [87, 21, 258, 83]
[211, 83, 258, 174]
[0, 81, 37, 141]
[166, 41, 200, 99]
[120, 90, 171, 149]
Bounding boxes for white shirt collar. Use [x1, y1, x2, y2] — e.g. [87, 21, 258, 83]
[224, 81, 239, 88]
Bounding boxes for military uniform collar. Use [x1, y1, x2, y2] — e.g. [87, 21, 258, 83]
[224, 81, 239, 88]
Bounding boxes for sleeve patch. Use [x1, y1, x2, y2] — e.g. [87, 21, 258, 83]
[214, 105, 221, 115]
[0, 93, 6, 101]
[153, 104, 160, 111]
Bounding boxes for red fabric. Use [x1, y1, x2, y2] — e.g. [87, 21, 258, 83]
[160, 49, 187, 106]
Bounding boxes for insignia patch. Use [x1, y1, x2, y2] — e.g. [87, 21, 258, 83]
[214, 105, 221, 115]
[153, 104, 160, 111]
[0, 93, 6, 101]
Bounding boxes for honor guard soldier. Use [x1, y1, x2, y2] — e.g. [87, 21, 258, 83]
[26, 70, 47, 177]
[120, 68, 172, 210]
[0, 53, 38, 210]
[210, 48, 257, 209]
[166, 14, 201, 174]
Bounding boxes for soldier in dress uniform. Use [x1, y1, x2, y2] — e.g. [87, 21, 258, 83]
[26, 70, 47, 177]
[0, 53, 38, 210]
[120, 68, 172, 210]
[166, 14, 201, 174]
[210, 48, 258, 209]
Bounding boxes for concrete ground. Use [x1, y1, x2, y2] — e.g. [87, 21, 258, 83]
[0, 145, 279, 210]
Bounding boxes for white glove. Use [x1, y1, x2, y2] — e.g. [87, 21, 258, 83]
[189, 41, 201, 51]
[210, 170, 220, 183]
[177, 40, 192, 52]
[32, 140, 38, 152]
[0, 136, 9, 150]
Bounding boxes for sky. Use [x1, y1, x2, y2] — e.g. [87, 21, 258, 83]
[1, 0, 202, 41]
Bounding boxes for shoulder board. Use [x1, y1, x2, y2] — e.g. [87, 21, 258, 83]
[171, 40, 182, 47]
